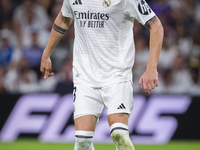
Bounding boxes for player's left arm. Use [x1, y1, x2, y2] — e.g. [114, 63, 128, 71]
[139, 16, 164, 95]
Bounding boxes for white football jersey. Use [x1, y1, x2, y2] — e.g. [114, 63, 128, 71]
[61, 0, 155, 87]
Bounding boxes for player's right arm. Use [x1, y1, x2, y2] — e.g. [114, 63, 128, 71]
[40, 12, 72, 79]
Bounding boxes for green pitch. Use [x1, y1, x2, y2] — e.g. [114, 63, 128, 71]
[0, 140, 200, 150]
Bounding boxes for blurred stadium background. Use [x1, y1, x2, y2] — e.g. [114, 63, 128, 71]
[0, 0, 200, 150]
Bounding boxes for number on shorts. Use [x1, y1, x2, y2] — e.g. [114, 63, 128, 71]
[73, 87, 77, 102]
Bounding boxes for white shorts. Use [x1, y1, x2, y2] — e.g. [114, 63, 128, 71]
[73, 81, 134, 119]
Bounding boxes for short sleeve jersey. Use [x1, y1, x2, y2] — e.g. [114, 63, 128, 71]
[61, 0, 155, 87]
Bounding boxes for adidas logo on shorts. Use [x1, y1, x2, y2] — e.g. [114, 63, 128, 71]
[117, 103, 126, 109]
[73, 0, 82, 5]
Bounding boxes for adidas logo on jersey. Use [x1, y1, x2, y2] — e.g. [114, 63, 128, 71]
[117, 103, 126, 109]
[73, 0, 82, 5]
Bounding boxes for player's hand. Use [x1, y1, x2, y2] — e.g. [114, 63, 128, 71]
[40, 56, 54, 79]
[139, 68, 158, 95]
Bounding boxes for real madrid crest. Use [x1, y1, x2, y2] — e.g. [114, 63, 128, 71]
[103, 0, 111, 8]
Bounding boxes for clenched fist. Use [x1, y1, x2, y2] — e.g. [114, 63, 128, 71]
[139, 68, 158, 95]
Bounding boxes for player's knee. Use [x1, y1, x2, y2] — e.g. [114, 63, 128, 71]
[110, 123, 135, 150]
[74, 131, 95, 150]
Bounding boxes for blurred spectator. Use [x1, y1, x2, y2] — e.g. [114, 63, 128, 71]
[189, 68, 200, 95]
[55, 56, 73, 94]
[186, 0, 200, 24]
[134, 37, 149, 74]
[158, 35, 178, 70]
[0, 29, 15, 67]
[23, 31, 44, 76]
[39, 75, 58, 93]
[0, 0, 14, 29]
[4, 62, 19, 93]
[4, 57, 39, 93]
[176, 21, 192, 57]
[4, 58, 29, 93]
[35, 0, 52, 12]
[0, 29, 22, 64]
[153, 69, 177, 94]
[18, 67, 39, 93]
[172, 54, 192, 94]
[189, 25, 200, 68]
[133, 36, 149, 93]
[0, 37, 13, 67]
[0, 66, 7, 92]
[13, 0, 49, 48]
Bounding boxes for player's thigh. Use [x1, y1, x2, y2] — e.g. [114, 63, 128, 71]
[73, 84, 104, 130]
[75, 115, 97, 131]
[108, 113, 129, 126]
[104, 81, 133, 126]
